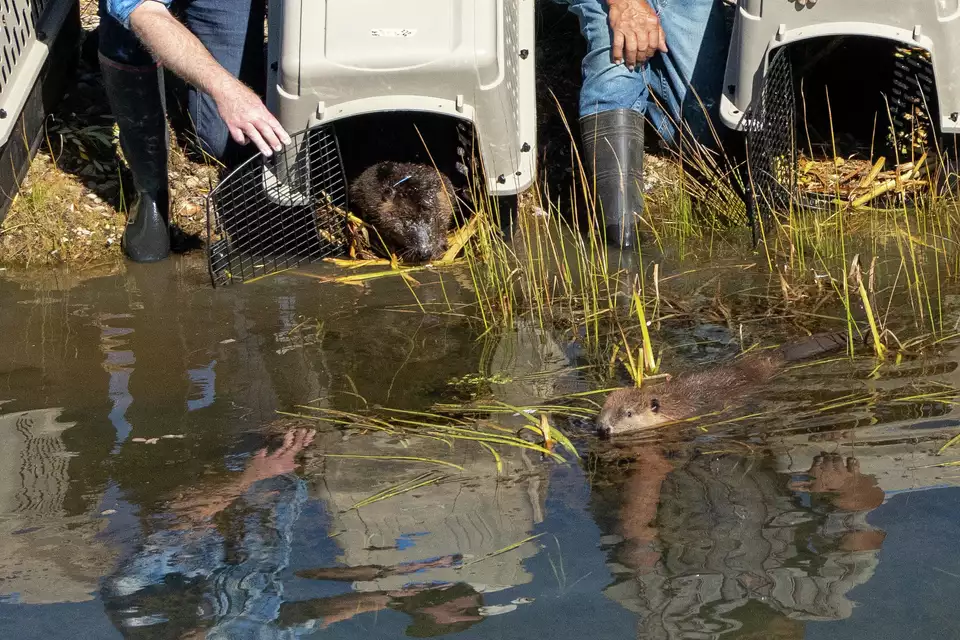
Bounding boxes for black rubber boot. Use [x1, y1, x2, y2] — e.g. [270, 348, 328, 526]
[580, 109, 645, 249]
[100, 57, 171, 263]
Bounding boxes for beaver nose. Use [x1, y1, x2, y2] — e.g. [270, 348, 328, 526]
[412, 248, 434, 262]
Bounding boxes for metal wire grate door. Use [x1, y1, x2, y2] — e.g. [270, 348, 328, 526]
[206, 125, 349, 286]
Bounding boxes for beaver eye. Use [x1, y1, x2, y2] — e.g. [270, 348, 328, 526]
[650, 398, 660, 413]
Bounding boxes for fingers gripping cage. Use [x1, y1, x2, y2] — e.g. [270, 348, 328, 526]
[205, 126, 349, 286]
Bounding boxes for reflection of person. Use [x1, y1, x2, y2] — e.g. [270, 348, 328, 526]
[103, 428, 315, 639]
[602, 446, 886, 639]
[166, 429, 316, 525]
[788, 452, 887, 550]
[306, 425, 548, 595]
[278, 577, 485, 637]
[558, 0, 730, 248]
[99, 0, 291, 263]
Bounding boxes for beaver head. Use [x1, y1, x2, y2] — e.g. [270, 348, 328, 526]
[596, 386, 672, 437]
[373, 170, 454, 263]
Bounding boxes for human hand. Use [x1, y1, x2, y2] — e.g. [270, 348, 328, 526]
[244, 427, 316, 484]
[789, 453, 885, 512]
[608, 0, 668, 70]
[317, 593, 393, 629]
[212, 76, 292, 157]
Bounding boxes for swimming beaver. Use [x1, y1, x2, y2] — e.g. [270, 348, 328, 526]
[596, 331, 850, 437]
[349, 161, 456, 263]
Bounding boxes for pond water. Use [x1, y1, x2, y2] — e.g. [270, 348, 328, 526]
[2, 255, 960, 640]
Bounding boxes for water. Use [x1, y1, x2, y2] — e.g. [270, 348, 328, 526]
[2, 256, 960, 639]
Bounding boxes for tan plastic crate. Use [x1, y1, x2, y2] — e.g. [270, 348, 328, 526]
[265, 0, 536, 197]
[721, 0, 960, 135]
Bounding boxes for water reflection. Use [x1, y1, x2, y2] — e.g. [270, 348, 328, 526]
[101, 413, 550, 638]
[0, 408, 116, 605]
[104, 428, 316, 637]
[304, 428, 548, 590]
[4, 259, 960, 638]
[597, 446, 892, 639]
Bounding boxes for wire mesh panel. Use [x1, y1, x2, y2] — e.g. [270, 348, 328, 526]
[206, 125, 349, 286]
[741, 42, 938, 233]
[889, 45, 935, 157]
[743, 46, 797, 231]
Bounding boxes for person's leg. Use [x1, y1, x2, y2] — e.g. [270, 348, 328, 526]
[182, 0, 267, 167]
[567, 0, 647, 249]
[567, 0, 650, 119]
[644, 0, 730, 151]
[98, 0, 171, 262]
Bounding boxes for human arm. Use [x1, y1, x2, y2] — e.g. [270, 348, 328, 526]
[788, 453, 885, 513]
[606, 0, 668, 71]
[168, 428, 316, 524]
[789, 453, 887, 551]
[127, 0, 291, 156]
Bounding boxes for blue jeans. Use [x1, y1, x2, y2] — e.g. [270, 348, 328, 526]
[98, 0, 266, 163]
[561, 0, 729, 149]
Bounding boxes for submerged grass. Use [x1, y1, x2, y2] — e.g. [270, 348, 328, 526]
[349, 472, 447, 510]
[316, 454, 466, 472]
[456, 532, 545, 568]
[285, 399, 581, 475]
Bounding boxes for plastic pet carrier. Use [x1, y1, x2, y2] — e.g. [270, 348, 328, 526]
[0, 0, 80, 222]
[207, 0, 537, 285]
[720, 0, 956, 224]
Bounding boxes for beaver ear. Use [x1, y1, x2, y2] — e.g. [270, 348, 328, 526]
[650, 398, 660, 413]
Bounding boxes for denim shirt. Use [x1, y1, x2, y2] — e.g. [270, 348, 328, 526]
[106, 0, 173, 28]
[104, 475, 319, 638]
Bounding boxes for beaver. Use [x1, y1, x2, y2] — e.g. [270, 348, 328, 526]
[349, 161, 456, 263]
[596, 331, 850, 437]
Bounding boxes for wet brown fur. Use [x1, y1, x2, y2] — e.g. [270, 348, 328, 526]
[597, 331, 849, 436]
[349, 161, 456, 263]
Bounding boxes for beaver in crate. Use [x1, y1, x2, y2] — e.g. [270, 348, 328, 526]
[349, 161, 457, 263]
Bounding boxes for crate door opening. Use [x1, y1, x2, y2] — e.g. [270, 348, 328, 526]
[748, 36, 936, 211]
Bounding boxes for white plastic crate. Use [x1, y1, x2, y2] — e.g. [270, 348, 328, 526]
[265, 0, 536, 197]
[720, 0, 960, 135]
[0, 0, 75, 147]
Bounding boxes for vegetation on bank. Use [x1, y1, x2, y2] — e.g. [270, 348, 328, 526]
[5, 4, 960, 463]
[0, 2, 214, 268]
[6, 2, 960, 376]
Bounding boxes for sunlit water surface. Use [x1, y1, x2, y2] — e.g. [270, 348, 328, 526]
[1, 256, 960, 640]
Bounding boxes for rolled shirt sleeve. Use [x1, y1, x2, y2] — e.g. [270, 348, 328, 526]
[106, 0, 173, 29]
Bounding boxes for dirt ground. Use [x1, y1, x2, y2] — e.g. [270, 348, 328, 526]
[0, 1, 679, 270]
